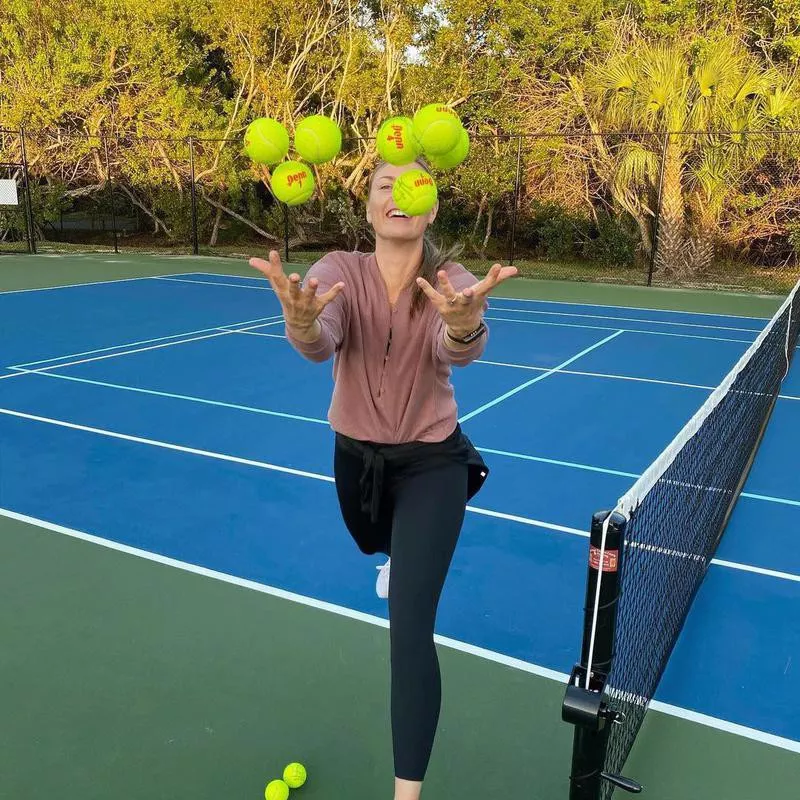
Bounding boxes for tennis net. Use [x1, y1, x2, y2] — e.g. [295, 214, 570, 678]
[562, 278, 800, 798]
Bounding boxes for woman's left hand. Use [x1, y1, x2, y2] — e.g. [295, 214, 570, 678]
[416, 263, 519, 338]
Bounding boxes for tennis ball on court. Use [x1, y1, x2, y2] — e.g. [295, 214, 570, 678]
[265, 779, 290, 800]
[376, 116, 422, 165]
[294, 115, 342, 164]
[270, 161, 315, 206]
[392, 168, 438, 216]
[244, 118, 290, 166]
[412, 103, 463, 155]
[283, 762, 307, 788]
[427, 127, 470, 170]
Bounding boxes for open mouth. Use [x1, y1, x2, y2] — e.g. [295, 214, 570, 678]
[386, 209, 409, 219]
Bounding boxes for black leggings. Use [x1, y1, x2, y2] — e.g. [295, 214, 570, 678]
[333, 428, 484, 781]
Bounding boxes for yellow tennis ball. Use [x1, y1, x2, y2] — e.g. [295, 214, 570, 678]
[265, 779, 289, 800]
[412, 103, 462, 155]
[270, 161, 315, 206]
[392, 168, 438, 216]
[376, 116, 421, 165]
[244, 118, 290, 166]
[427, 128, 470, 170]
[283, 762, 307, 789]
[294, 115, 342, 164]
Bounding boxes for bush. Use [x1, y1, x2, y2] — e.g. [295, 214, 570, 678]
[583, 211, 639, 267]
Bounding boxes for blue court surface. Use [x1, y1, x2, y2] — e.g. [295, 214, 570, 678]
[2, 270, 798, 752]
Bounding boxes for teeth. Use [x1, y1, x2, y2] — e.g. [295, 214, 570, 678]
[388, 210, 408, 218]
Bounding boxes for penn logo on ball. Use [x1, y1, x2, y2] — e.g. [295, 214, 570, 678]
[270, 161, 315, 206]
[391, 168, 438, 216]
[376, 116, 421, 165]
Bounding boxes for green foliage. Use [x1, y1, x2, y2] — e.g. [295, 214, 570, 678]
[583, 210, 639, 267]
[0, 0, 797, 273]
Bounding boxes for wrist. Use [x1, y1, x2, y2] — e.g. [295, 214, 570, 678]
[287, 319, 321, 343]
[446, 321, 486, 342]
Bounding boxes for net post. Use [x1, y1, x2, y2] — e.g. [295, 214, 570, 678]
[563, 510, 640, 798]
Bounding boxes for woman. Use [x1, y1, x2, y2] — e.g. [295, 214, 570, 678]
[250, 158, 518, 800]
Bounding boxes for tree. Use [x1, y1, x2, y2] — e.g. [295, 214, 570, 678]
[534, 16, 800, 277]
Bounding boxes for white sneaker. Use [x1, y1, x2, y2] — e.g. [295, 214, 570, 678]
[375, 558, 391, 599]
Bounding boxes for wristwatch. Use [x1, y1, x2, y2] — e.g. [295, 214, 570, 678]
[447, 321, 487, 344]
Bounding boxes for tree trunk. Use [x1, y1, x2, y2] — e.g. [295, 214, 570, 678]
[473, 194, 487, 238]
[686, 232, 715, 275]
[653, 141, 687, 278]
[209, 206, 223, 247]
[483, 204, 493, 251]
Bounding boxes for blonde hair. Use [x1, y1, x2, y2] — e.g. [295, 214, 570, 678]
[368, 158, 463, 317]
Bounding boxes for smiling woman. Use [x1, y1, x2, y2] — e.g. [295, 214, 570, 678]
[248, 157, 518, 800]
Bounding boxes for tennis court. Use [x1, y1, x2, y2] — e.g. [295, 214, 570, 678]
[1, 253, 798, 799]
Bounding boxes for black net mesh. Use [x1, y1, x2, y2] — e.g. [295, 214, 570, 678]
[593, 278, 800, 798]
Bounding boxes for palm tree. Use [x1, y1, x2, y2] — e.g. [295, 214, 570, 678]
[562, 21, 799, 279]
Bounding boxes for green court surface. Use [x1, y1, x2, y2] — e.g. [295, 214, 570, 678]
[2, 252, 798, 799]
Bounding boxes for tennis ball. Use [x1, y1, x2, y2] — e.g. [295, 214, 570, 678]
[294, 115, 342, 164]
[376, 116, 421, 165]
[283, 762, 307, 789]
[412, 103, 462, 155]
[271, 161, 315, 206]
[427, 127, 470, 170]
[392, 168, 438, 216]
[244, 118, 290, 166]
[265, 779, 289, 800]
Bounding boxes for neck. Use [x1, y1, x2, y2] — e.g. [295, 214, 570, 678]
[374, 236, 424, 292]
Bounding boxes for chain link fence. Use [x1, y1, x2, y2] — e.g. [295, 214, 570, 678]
[1, 126, 798, 294]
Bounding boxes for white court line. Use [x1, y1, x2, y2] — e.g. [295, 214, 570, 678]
[10, 315, 284, 369]
[9, 330, 239, 373]
[153, 276, 271, 291]
[188, 271, 776, 321]
[13, 370, 329, 426]
[485, 315, 754, 344]
[11, 360, 797, 509]
[176, 272, 774, 330]
[2, 406, 796, 583]
[486, 305, 762, 334]
[2, 505, 798, 753]
[460, 331, 624, 421]
[473, 359, 798, 401]
[476, 358, 718, 392]
[0, 275, 155, 296]
[222, 329, 286, 339]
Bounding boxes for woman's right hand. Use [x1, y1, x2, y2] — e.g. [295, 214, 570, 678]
[250, 250, 345, 337]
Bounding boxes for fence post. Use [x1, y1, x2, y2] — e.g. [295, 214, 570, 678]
[19, 127, 36, 254]
[189, 137, 199, 256]
[647, 130, 669, 286]
[102, 135, 119, 253]
[508, 135, 522, 267]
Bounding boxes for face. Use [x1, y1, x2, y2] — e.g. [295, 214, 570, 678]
[366, 161, 438, 243]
